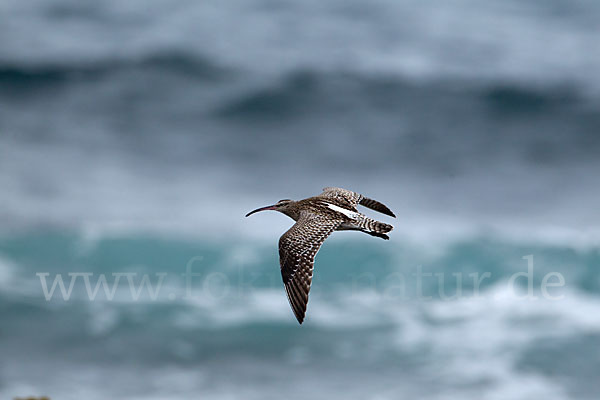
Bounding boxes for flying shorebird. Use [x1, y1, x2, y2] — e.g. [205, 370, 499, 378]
[245, 187, 395, 324]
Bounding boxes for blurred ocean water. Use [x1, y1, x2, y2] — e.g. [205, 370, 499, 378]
[1, 0, 599, 399]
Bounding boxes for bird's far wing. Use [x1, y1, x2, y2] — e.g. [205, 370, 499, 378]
[320, 187, 395, 217]
[319, 187, 361, 209]
[279, 212, 342, 324]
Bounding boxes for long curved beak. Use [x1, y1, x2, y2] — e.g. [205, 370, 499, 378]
[245, 204, 277, 217]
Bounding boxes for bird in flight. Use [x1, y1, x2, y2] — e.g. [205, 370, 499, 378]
[245, 187, 395, 324]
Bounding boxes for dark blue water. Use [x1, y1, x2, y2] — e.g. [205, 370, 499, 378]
[1, 1, 599, 399]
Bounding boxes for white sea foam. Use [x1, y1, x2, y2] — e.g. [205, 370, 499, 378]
[2, 278, 596, 400]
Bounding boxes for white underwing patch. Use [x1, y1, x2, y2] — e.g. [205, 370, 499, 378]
[327, 203, 358, 219]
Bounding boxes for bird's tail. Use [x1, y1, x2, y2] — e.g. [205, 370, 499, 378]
[356, 215, 393, 237]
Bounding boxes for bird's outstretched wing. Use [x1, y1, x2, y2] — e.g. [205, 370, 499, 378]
[279, 211, 342, 324]
[319, 187, 396, 218]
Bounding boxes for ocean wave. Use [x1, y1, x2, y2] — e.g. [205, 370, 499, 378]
[0, 52, 228, 90]
[2, 278, 598, 399]
[483, 84, 582, 114]
[2, 0, 600, 93]
[1, 232, 598, 300]
[216, 70, 591, 120]
[1, 230, 598, 399]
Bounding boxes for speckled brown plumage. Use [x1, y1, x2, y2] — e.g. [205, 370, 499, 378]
[245, 187, 395, 324]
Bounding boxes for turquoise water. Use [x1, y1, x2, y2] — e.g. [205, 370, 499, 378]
[1, 231, 598, 399]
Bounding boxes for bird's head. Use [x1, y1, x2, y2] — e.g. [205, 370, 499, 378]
[245, 199, 295, 217]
